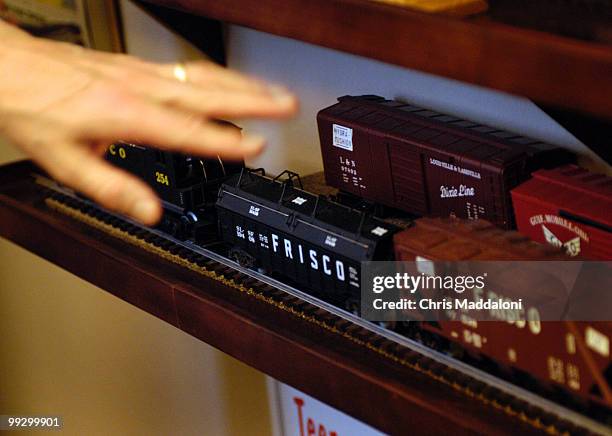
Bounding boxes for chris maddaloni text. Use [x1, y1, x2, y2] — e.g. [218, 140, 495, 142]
[372, 298, 523, 311]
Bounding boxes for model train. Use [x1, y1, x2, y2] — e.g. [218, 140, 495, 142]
[394, 218, 612, 408]
[217, 169, 399, 306]
[106, 141, 243, 242]
[103, 96, 611, 415]
[512, 165, 612, 260]
[318, 95, 611, 259]
[318, 95, 574, 229]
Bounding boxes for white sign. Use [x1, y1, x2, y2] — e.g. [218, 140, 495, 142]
[267, 380, 386, 436]
[371, 226, 388, 237]
[332, 124, 353, 151]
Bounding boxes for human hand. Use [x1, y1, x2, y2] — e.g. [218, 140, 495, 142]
[0, 22, 297, 224]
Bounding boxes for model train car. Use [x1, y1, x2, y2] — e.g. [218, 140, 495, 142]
[216, 169, 399, 305]
[512, 164, 612, 260]
[100, 150, 611, 411]
[105, 141, 243, 241]
[99, 95, 609, 415]
[394, 217, 611, 408]
[318, 95, 573, 229]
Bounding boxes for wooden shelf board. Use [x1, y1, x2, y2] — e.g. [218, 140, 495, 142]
[143, 0, 612, 119]
[0, 160, 546, 435]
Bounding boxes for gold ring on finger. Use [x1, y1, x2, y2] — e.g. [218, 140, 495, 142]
[173, 62, 188, 83]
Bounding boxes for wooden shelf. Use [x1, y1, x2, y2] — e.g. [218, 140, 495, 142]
[0, 160, 552, 435]
[143, 0, 612, 119]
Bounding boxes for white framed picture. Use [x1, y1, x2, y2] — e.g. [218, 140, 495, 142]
[1, 0, 123, 51]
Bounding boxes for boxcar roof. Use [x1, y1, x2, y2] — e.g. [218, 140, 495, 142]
[322, 95, 558, 168]
[512, 165, 612, 227]
[220, 171, 399, 242]
[394, 217, 568, 261]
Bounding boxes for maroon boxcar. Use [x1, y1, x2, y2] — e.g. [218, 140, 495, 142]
[393, 217, 611, 408]
[511, 165, 612, 260]
[317, 95, 572, 229]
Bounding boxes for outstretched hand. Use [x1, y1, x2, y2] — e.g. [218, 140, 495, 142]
[0, 22, 297, 224]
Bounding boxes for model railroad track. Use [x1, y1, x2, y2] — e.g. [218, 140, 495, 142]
[38, 179, 610, 436]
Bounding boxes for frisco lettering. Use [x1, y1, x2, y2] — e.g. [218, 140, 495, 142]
[235, 225, 357, 286]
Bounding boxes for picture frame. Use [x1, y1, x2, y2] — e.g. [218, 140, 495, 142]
[1, 0, 123, 52]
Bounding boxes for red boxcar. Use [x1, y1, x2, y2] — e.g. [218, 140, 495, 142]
[393, 217, 611, 408]
[511, 165, 612, 260]
[318, 95, 572, 229]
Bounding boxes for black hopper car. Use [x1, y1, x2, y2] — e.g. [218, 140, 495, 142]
[216, 169, 399, 307]
[105, 142, 243, 241]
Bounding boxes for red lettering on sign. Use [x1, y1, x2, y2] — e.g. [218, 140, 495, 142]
[293, 396, 339, 436]
[307, 418, 316, 436]
[294, 397, 305, 436]
[319, 424, 327, 436]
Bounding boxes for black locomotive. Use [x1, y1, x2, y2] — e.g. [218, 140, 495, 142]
[105, 142, 243, 241]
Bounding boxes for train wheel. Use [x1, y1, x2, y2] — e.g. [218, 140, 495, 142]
[344, 300, 360, 316]
[375, 321, 396, 330]
[228, 247, 257, 269]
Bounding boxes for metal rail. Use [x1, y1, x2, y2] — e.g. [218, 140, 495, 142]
[39, 177, 611, 436]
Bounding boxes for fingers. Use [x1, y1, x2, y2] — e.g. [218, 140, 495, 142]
[84, 56, 297, 117]
[104, 59, 298, 119]
[157, 85, 298, 119]
[59, 54, 298, 148]
[161, 60, 270, 94]
[80, 101, 265, 159]
[40, 143, 162, 224]
[125, 75, 297, 119]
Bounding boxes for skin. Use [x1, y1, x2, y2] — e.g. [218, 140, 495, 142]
[0, 21, 298, 224]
